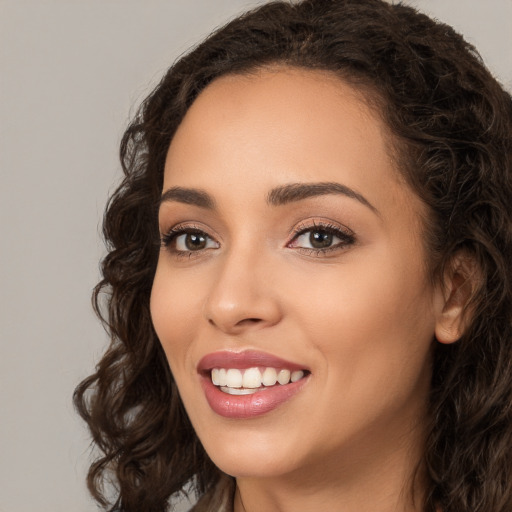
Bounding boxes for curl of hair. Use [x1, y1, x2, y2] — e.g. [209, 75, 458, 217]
[74, 1, 512, 510]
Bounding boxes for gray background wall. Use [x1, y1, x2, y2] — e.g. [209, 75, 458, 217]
[1, 1, 510, 511]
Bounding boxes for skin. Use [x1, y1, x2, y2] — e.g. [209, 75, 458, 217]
[150, 68, 461, 512]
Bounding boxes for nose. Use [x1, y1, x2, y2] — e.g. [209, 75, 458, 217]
[203, 247, 283, 335]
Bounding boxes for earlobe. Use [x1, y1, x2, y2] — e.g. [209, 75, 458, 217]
[434, 253, 480, 345]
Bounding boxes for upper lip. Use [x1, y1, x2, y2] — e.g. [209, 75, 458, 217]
[197, 350, 309, 373]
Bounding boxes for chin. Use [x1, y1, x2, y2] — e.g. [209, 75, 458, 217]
[195, 421, 305, 479]
[209, 448, 299, 479]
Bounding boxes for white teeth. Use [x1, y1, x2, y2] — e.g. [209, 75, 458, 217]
[210, 366, 307, 391]
[220, 386, 264, 395]
[225, 369, 243, 388]
[277, 369, 291, 385]
[242, 367, 262, 388]
[291, 370, 304, 383]
[262, 367, 277, 386]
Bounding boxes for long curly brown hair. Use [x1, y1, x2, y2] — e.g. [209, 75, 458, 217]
[74, 1, 512, 511]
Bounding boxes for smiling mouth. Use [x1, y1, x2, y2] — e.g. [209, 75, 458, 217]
[199, 351, 311, 418]
[210, 367, 309, 395]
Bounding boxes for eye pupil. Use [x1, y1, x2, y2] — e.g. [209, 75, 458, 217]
[186, 233, 207, 250]
[310, 230, 333, 248]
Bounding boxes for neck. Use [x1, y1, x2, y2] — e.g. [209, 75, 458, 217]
[233, 420, 427, 512]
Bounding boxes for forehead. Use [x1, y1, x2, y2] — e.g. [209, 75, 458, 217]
[163, 67, 420, 222]
[169, 67, 385, 159]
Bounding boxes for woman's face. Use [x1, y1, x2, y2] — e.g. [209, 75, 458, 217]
[151, 68, 441, 480]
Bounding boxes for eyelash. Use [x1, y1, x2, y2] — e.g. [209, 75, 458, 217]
[160, 223, 218, 259]
[288, 221, 355, 256]
[160, 221, 355, 259]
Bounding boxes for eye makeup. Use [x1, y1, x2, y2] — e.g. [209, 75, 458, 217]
[287, 219, 356, 257]
[160, 222, 220, 260]
[160, 217, 356, 260]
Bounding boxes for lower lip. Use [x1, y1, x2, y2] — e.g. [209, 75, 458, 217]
[201, 375, 309, 419]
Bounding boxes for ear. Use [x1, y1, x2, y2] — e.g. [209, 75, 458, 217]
[434, 252, 480, 344]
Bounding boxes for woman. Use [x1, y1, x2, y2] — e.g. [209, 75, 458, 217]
[74, 0, 512, 511]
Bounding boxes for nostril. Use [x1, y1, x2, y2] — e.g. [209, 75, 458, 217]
[207, 317, 261, 325]
[236, 318, 262, 326]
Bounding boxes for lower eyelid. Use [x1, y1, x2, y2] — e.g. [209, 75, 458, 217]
[288, 224, 354, 245]
[161, 227, 220, 255]
[176, 233, 219, 251]
[160, 222, 354, 257]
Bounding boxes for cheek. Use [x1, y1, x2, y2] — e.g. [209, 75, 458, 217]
[150, 264, 204, 373]
[288, 248, 435, 395]
[292, 247, 433, 333]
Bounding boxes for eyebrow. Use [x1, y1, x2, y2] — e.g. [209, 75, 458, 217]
[160, 181, 378, 214]
[160, 186, 216, 209]
[267, 182, 379, 214]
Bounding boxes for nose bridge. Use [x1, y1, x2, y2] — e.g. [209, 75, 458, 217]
[203, 236, 281, 333]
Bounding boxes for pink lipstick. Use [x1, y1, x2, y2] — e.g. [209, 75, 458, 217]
[197, 350, 310, 419]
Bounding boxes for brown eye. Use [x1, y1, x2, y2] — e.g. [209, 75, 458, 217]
[184, 232, 208, 250]
[309, 230, 333, 248]
[162, 228, 219, 253]
[289, 223, 355, 255]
